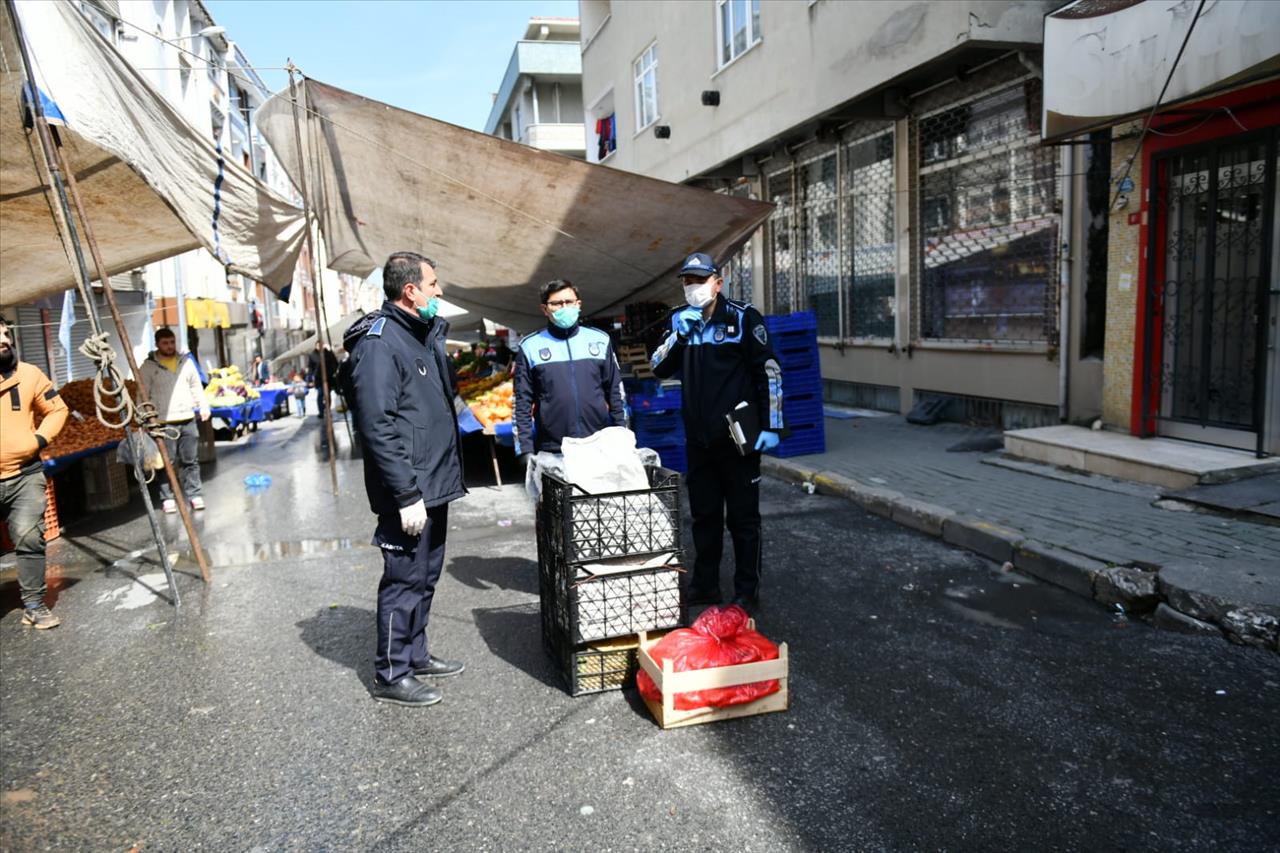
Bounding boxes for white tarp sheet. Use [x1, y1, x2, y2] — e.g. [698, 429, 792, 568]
[258, 78, 774, 332]
[1042, 0, 1280, 141]
[0, 0, 307, 307]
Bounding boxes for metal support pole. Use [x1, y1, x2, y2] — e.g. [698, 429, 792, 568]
[286, 65, 340, 493]
[124, 428, 180, 606]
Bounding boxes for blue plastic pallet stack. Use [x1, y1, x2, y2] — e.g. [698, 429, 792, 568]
[628, 386, 687, 473]
[764, 311, 826, 458]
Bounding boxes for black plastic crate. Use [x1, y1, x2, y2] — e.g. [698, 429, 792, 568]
[539, 547, 685, 645]
[541, 467, 681, 563]
[546, 631, 643, 697]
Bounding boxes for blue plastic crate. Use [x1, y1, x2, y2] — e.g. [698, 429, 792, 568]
[764, 311, 818, 333]
[784, 403, 824, 426]
[645, 443, 687, 473]
[776, 342, 819, 373]
[782, 374, 823, 395]
[632, 409, 683, 431]
[635, 424, 686, 446]
[630, 390, 682, 414]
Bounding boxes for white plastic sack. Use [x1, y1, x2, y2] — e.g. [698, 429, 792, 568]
[562, 427, 648, 494]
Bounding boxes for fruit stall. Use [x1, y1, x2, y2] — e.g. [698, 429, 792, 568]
[456, 372, 516, 484]
[204, 367, 264, 433]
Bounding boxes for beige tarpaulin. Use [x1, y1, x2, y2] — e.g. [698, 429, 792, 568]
[258, 78, 773, 332]
[0, 0, 306, 308]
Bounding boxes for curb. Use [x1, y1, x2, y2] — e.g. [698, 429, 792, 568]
[761, 456, 1275, 652]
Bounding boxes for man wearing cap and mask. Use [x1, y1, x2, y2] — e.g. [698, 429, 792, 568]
[651, 253, 786, 613]
[513, 279, 625, 463]
[346, 251, 467, 708]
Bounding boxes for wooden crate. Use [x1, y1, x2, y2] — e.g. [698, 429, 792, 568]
[82, 452, 130, 511]
[636, 623, 789, 729]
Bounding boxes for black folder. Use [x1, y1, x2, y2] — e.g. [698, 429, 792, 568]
[724, 400, 761, 456]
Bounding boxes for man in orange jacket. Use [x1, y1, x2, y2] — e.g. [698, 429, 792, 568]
[0, 316, 69, 628]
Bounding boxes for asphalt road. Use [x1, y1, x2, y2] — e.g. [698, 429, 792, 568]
[2, 418, 1277, 851]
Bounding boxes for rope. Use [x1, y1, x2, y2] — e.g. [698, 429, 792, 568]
[77, 333, 179, 482]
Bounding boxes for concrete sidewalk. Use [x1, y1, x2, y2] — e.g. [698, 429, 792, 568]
[763, 412, 1280, 651]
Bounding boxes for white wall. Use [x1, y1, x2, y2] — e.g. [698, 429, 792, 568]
[580, 0, 1053, 182]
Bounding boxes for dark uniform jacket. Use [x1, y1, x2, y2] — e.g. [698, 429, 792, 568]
[514, 322, 625, 455]
[348, 302, 466, 515]
[650, 295, 787, 448]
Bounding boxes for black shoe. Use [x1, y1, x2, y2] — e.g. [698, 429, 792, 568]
[730, 595, 759, 615]
[412, 655, 465, 678]
[686, 588, 722, 607]
[371, 676, 442, 707]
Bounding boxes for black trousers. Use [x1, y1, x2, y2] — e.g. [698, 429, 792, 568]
[372, 504, 449, 684]
[686, 439, 762, 601]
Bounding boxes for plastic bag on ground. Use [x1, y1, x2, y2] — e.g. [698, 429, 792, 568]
[637, 605, 781, 710]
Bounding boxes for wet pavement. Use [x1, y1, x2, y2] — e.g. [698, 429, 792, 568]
[2, 417, 1278, 851]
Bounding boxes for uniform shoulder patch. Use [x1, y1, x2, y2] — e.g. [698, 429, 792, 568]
[367, 317, 387, 338]
[753, 324, 768, 346]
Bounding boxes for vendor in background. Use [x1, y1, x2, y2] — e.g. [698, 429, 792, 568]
[0, 316, 69, 629]
[491, 337, 515, 376]
[514, 280, 625, 465]
[138, 327, 210, 514]
[468, 341, 494, 378]
[307, 342, 340, 419]
[252, 355, 270, 386]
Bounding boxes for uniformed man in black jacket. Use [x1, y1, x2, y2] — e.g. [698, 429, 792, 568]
[348, 251, 467, 707]
[513, 279, 626, 461]
[651, 253, 786, 613]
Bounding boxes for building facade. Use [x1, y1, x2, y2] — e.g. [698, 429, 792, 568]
[579, 0, 1106, 427]
[485, 17, 586, 160]
[1042, 0, 1280, 456]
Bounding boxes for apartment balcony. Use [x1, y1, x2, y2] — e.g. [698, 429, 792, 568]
[521, 123, 586, 154]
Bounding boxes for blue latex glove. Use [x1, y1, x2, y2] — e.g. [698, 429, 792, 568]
[754, 430, 780, 452]
[676, 306, 703, 338]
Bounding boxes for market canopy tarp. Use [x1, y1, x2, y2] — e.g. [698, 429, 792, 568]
[258, 78, 774, 332]
[0, 0, 307, 308]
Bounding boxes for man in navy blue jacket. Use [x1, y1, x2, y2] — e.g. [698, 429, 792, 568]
[513, 280, 626, 460]
[651, 253, 786, 613]
[348, 251, 467, 708]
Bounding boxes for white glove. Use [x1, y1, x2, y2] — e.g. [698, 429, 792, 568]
[399, 499, 427, 537]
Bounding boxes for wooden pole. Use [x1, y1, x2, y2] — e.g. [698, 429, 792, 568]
[287, 65, 340, 494]
[53, 141, 212, 585]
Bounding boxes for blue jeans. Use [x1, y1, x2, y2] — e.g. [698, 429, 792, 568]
[157, 419, 202, 501]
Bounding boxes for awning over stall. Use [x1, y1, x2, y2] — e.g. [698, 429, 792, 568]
[258, 78, 774, 332]
[0, 0, 307, 307]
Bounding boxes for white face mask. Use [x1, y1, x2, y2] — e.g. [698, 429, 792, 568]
[683, 281, 715, 309]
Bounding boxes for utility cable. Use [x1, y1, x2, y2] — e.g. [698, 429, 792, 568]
[1108, 0, 1207, 212]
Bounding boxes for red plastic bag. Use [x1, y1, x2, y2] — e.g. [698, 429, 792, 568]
[637, 605, 780, 711]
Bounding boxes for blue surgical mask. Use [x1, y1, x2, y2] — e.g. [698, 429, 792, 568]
[417, 297, 439, 321]
[551, 305, 580, 329]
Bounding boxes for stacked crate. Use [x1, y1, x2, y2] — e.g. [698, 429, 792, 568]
[538, 467, 685, 696]
[616, 342, 655, 381]
[629, 386, 686, 473]
[764, 311, 826, 458]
